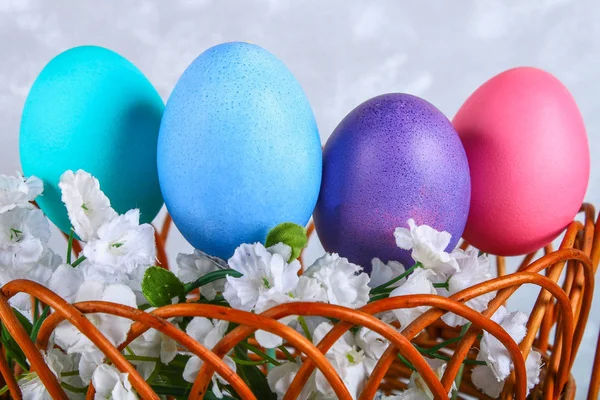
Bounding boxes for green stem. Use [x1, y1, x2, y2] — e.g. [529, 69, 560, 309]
[61, 370, 80, 377]
[453, 364, 464, 400]
[32, 299, 39, 323]
[61, 382, 87, 394]
[66, 229, 74, 265]
[231, 356, 270, 366]
[371, 262, 421, 294]
[240, 342, 281, 366]
[71, 256, 86, 268]
[30, 305, 50, 341]
[368, 293, 390, 303]
[124, 355, 160, 362]
[183, 269, 242, 294]
[397, 354, 416, 371]
[278, 345, 295, 362]
[297, 316, 312, 342]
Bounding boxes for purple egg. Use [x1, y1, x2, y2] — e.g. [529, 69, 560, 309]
[314, 93, 471, 273]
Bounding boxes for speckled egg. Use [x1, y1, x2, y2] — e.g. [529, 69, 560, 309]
[453, 67, 590, 256]
[157, 42, 322, 259]
[314, 93, 471, 271]
[20, 46, 165, 234]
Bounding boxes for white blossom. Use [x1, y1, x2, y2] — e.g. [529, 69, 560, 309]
[92, 363, 138, 400]
[304, 253, 370, 309]
[128, 318, 178, 380]
[47, 263, 84, 304]
[477, 306, 528, 381]
[389, 268, 437, 329]
[267, 359, 316, 400]
[394, 219, 459, 274]
[1, 246, 61, 311]
[18, 349, 83, 400]
[0, 173, 43, 213]
[0, 207, 50, 269]
[387, 359, 454, 399]
[438, 249, 496, 327]
[472, 350, 543, 397]
[369, 258, 407, 289]
[83, 209, 155, 274]
[177, 249, 227, 300]
[182, 317, 235, 398]
[312, 321, 370, 399]
[54, 281, 137, 359]
[223, 243, 301, 312]
[59, 170, 117, 241]
[255, 276, 328, 349]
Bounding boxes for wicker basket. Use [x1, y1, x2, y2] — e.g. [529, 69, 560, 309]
[0, 204, 598, 400]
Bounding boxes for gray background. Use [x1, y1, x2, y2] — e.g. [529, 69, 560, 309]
[0, 0, 598, 397]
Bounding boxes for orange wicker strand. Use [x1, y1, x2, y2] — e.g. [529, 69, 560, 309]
[0, 206, 597, 399]
[0, 281, 160, 400]
[588, 330, 600, 400]
[0, 344, 21, 400]
[0, 291, 67, 399]
[37, 301, 255, 400]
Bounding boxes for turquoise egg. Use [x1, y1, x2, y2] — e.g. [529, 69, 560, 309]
[20, 46, 165, 234]
[158, 42, 322, 259]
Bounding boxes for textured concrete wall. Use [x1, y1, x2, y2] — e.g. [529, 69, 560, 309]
[1, 1, 598, 397]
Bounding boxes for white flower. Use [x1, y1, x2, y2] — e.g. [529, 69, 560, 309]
[394, 219, 459, 274]
[83, 209, 155, 274]
[47, 264, 84, 303]
[127, 311, 178, 379]
[182, 317, 235, 398]
[223, 243, 301, 312]
[255, 275, 328, 349]
[312, 321, 369, 399]
[389, 359, 454, 399]
[0, 246, 61, 311]
[472, 350, 543, 397]
[389, 268, 437, 329]
[54, 281, 137, 357]
[355, 323, 391, 363]
[177, 249, 227, 300]
[267, 359, 316, 400]
[18, 349, 83, 400]
[304, 253, 370, 309]
[92, 363, 138, 400]
[0, 207, 50, 268]
[369, 258, 406, 289]
[0, 173, 43, 213]
[477, 306, 528, 381]
[439, 249, 496, 327]
[59, 170, 117, 241]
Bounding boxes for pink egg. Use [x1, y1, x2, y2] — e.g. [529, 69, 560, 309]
[453, 67, 590, 256]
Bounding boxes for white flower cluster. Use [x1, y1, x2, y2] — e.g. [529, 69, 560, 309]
[0, 170, 156, 399]
[0, 171, 543, 400]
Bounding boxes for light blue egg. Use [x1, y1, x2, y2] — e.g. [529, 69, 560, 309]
[20, 46, 165, 234]
[158, 42, 322, 259]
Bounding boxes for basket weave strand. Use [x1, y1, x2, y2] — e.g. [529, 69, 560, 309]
[0, 204, 597, 399]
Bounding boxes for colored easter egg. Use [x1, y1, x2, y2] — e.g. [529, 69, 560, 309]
[453, 67, 590, 256]
[314, 93, 471, 271]
[20, 46, 165, 234]
[157, 42, 322, 259]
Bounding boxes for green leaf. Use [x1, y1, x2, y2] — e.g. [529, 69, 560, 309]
[142, 267, 185, 307]
[12, 308, 32, 336]
[265, 222, 308, 261]
[234, 345, 276, 400]
[0, 322, 29, 371]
